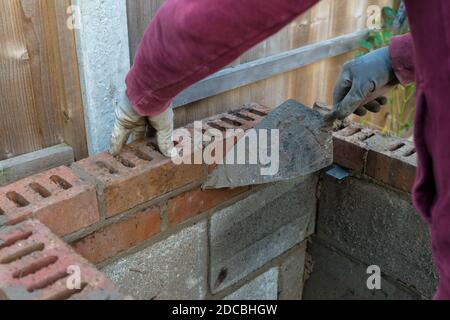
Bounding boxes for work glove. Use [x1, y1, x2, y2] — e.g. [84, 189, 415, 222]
[110, 101, 177, 158]
[333, 47, 398, 120]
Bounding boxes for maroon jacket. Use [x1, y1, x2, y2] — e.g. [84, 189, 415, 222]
[126, 0, 450, 299]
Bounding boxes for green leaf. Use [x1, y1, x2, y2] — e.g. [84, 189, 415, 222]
[383, 30, 392, 42]
[373, 32, 383, 48]
[384, 16, 394, 28]
[358, 39, 373, 51]
[383, 6, 397, 18]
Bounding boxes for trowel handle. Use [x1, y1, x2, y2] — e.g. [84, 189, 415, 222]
[320, 82, 397, 123]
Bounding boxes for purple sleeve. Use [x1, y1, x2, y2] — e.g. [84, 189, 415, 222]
[389, 33, 416, 85]
[125, 0, 318, 116]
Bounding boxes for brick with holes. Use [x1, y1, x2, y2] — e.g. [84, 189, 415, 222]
[0, 167, 99, 237]
[72, 132, 206, 218]
[0, 220, 126, 300]
[365, 135, 417, 193]
[332, 123, 377, 172]
[186, 103, 272, 173]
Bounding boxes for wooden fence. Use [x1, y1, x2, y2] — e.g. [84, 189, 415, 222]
[0, 0, 87, 161]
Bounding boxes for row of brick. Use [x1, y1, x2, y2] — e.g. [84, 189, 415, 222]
[0, 105, 271, 266]
[0, 104, 417, 270]
[333, 122, 417, 192]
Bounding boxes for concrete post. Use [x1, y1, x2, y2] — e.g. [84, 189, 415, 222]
[72, 0, 131, 155]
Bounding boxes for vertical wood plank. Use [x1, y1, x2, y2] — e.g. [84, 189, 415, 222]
[0, 0, 88, 161]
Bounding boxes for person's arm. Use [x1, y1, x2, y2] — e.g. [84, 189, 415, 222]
[111, 0, 318, 156]
[126, 0, 317, 116]
[389, 33, 416, 85]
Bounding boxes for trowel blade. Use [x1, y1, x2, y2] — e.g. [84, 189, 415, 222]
[203, 100, 334, 189]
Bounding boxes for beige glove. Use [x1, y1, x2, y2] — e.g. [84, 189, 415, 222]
[110, 101, 176, 158]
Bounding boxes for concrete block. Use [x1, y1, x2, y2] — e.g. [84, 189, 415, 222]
[224, 268, 279, 300]
[103, 221, 208, 300]
[317, 175, 438, 298]
[279, 242, 307, 300]
[303, 241, 423, 300]
[209, 175, 318, 293]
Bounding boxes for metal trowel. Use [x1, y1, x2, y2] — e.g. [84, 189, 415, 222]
[203, 99, 338, 189]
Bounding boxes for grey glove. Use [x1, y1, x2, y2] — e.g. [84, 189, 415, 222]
[110, 100, 176, 158]
[333, 47, 398, 120]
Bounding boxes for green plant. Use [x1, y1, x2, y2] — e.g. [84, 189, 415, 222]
[356, 3, 415, 138]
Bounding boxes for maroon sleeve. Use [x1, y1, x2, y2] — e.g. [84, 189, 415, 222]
[125, 0, 318, 116]
[389, 33, 416, 85]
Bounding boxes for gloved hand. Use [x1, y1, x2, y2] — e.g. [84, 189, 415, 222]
[333, 47, 398, 120]
[110, 101, 177, 158]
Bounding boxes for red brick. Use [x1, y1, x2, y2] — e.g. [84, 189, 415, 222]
[0, 220, 125, 300]
[365, 136, 417, 193]
[168, 187, 249, 224]
[194, 104, 272, 173]
[73, 136, 205, 218]
[72, 206, 161, 264]
[333, 123, 377, 172]
[0, 167, 99, 237]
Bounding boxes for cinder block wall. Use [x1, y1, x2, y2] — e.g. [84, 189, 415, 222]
[304, 123, 439, 300]
[0, 106, 438, 300]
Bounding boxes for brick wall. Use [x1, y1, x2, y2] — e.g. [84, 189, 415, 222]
[0, 105, 437, 300]
[0, 104, 314, 300]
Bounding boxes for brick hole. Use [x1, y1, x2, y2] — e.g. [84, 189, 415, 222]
[135, 148, 154, 162]
[0, 207, 4, 215]
[116, 156, 136, 169]
[95, 161, 119, 175]
[248, 109, 268, 117]
[342, 127, 362, 137]
[387, 142, 405, 152]
[50, 175, 73, 190]
[13, 255, 58, 279]
[208, 123, 227, 132]
[0, 242, 45, 265]
[27, 269, 71, 293]
[230, 112, 255, 121]
[29, 183, 52, 198]
[6, 191, 30, 208]
[0, 231, 33, 250]
[403, 148, 416, 157]
[221, 117, 242, 127]
[45, 282, 88, 300]
[360, 133, 376, 142]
